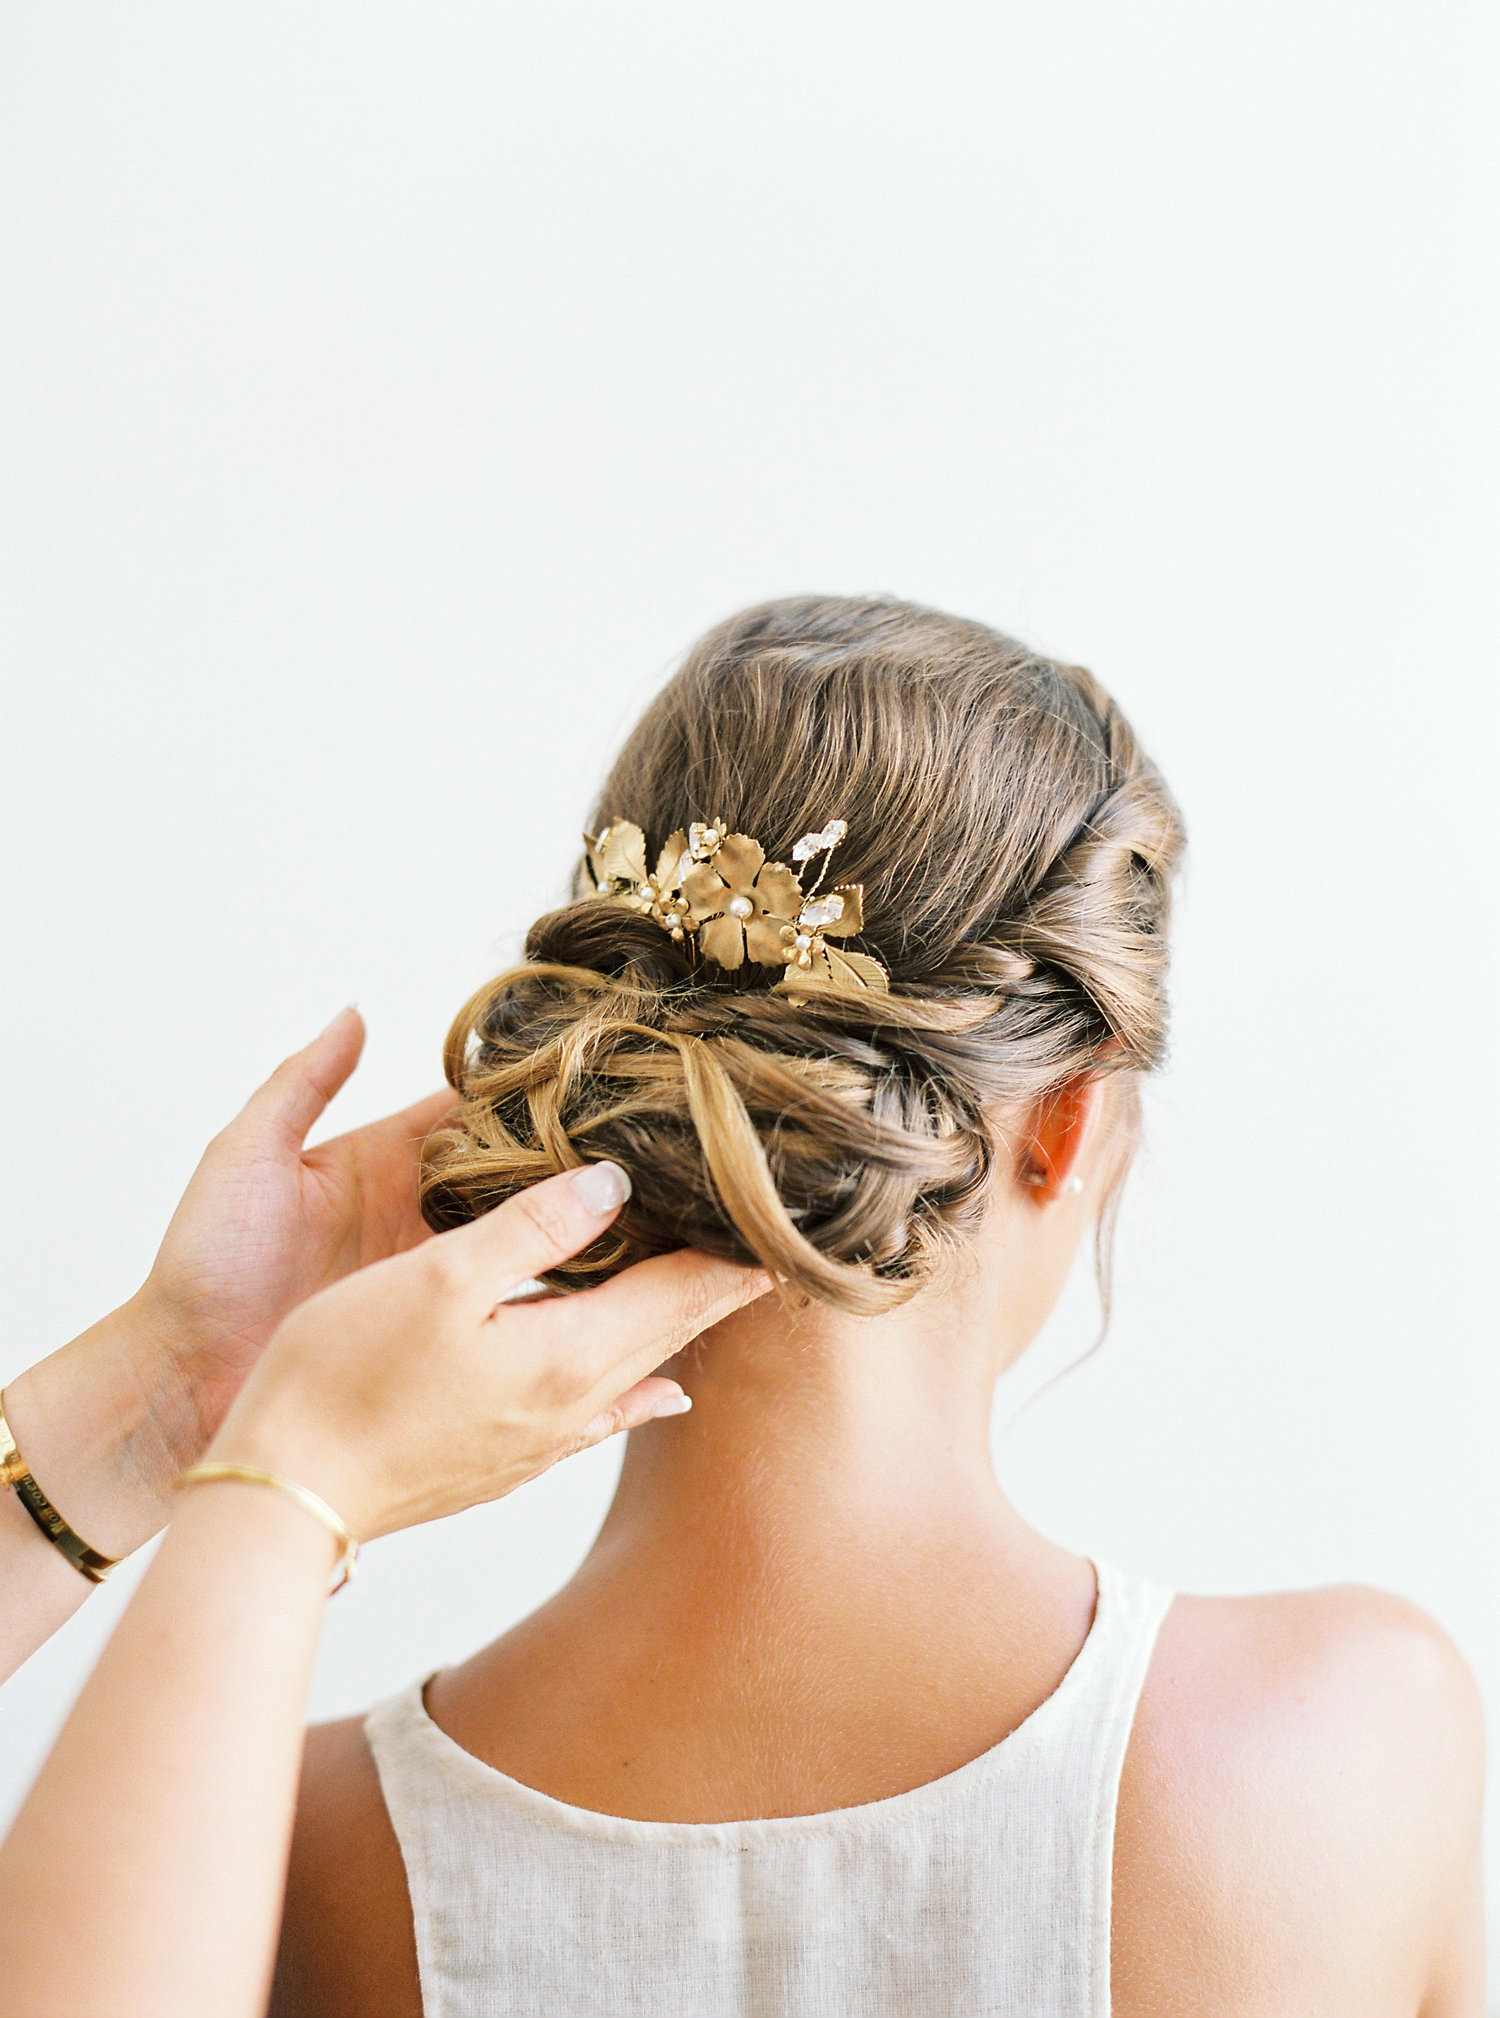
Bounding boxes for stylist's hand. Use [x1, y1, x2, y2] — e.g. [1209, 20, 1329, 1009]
[2, 1009, 451, 1560]
[203, 1161, 767, 1540]
[137, 1008, 451, 1437]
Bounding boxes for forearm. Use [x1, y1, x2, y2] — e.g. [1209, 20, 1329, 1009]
[0, 1293, 199, 1682]
[0, 1481, 332, 2018]
[0, 1472, 103, 1672]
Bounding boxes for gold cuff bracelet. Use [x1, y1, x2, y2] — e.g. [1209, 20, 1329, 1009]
[0, 1390, 121, 1585]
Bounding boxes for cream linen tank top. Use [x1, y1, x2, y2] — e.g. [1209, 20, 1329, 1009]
[364, 1560, 1173, 2018]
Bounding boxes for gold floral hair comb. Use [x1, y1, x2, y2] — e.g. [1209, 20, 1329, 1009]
[582, 815, 888, 993]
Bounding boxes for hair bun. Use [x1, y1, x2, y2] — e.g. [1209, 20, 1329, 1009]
[419, 948, 992, 1313]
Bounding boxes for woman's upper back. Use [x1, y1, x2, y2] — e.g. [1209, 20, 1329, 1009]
[273, 1573, 1482, 2018]
[364, 1562, 1165, 2018]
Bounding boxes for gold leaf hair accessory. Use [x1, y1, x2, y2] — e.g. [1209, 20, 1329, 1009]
[583, 816, 888, 993]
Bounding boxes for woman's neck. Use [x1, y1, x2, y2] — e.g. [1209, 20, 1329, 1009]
[426, 1273, 1095, 1823]
[584, 1136, 1091, 1591]
[593, 1289, 1016, 1575]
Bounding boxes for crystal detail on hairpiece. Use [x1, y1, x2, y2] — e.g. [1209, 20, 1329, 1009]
[798, 893, 845, 929]
[791, 818, 848, 862]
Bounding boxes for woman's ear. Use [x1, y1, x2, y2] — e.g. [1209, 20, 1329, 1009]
[1016, 1074, 1106, 1203]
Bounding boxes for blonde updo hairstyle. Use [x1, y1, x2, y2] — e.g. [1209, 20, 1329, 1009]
[420, 596, 1185, 1315]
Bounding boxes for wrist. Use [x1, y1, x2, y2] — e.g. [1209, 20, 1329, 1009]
[4, 1290, 204, 1560]
[204, 1395, 370, 1545]
[166, 1466, 344, 1595]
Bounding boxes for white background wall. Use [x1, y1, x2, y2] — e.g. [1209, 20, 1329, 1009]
[2, 0, 1496, 1987]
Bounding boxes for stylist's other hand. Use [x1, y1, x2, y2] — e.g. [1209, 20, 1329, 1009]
[2, 1009, 452, 1557]
[202, 1163, 768, 1540]
[139, 1008, 452, 1439]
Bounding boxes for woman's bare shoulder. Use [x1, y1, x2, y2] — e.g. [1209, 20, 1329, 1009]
[269, 1716, 422, 2018]
[1113, 1584, 1485, 2017]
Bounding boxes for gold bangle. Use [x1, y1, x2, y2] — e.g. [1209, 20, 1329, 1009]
[174, 1462, 359, 1594]
[0, 1390, 122, 1585]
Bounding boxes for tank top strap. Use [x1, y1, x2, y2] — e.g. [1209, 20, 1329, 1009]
[1068, 1562, 1176, 2008]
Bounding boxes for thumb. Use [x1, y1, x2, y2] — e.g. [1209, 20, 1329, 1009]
[237, 1007, 366, 1149]
[449, 1160, 635, 1295]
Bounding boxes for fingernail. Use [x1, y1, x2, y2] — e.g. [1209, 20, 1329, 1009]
[571, 1160, 631, 1215]
[319, 1004, 358, 1036]
[649, 1392, 692, 1419]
